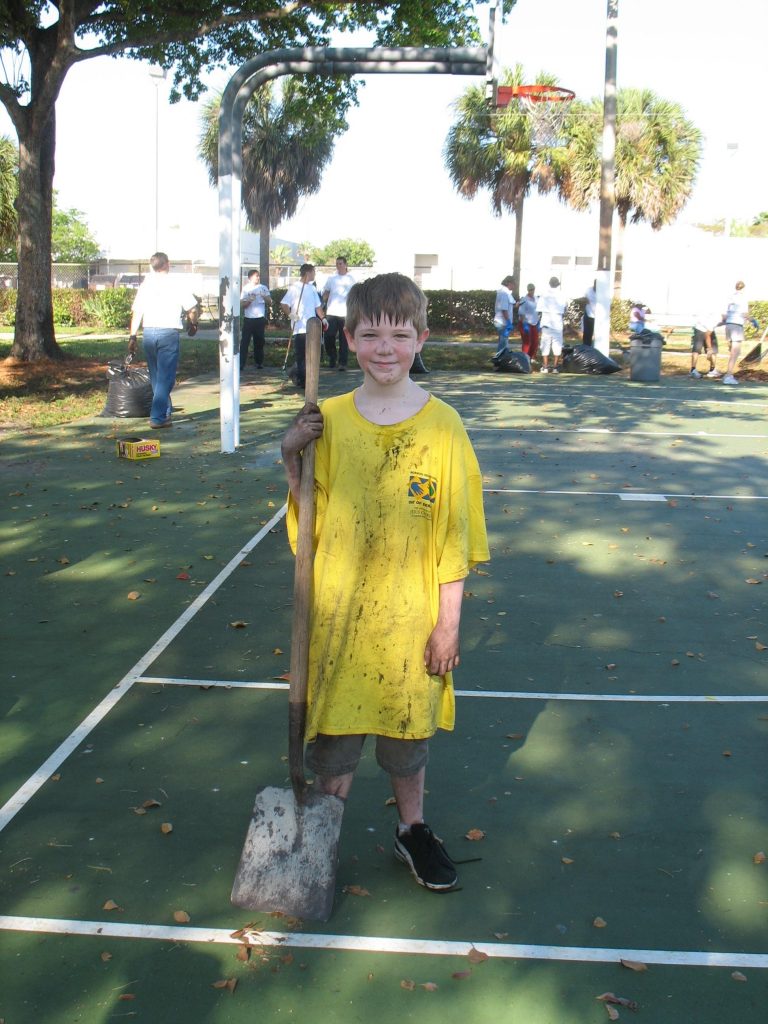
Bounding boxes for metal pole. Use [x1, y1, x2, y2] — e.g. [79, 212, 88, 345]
[594, 0, 618, 357]
[217, 47, 488, 454]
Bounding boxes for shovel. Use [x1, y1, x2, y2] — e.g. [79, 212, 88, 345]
[231, 317, 344, 922]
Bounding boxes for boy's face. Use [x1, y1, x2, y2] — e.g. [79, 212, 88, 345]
[345, 316, 428, 386]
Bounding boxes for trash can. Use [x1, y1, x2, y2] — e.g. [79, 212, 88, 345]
[630, 331, 664, 382]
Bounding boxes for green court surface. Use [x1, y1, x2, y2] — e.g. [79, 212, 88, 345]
[1, 366, 767, 1022]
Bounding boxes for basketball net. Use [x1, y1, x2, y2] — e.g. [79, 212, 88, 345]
[495, 85, 575, 150]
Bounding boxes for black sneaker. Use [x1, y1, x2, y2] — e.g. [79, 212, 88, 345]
[394, 824, 458, 890]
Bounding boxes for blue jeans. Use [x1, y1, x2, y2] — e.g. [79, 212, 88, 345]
[142, 328, 180, 424]
[496, 321, 513, 354]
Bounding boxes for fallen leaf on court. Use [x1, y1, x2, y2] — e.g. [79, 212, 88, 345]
[203, 554, 214, 560]
[493, 931, 509, 940]
[620, 959, 648, 972]
[229, 620, 248, 629]
[603, 1005, 619, 1021]
[420, 982, 439, 991]
[596, 992, 638, 1011]
[613, 591, 623, 598]
[132, 806, 147, 815]
[176, 572, 190, 580]
[465, 828, 485, 841]
[468, 946, 489, 964]
[671, 659, 680, 667]
[95, 777, 104, 784]
[126, 591, 141, 601]
[452, 970, 472, 980]
[100, 951, 112, 962]
[753, 851, 766, 864]
[161, 822, 173, 834]
[400, 979, 416, 991]
[235, 946, 251, 962]
[561, 857, 574, 865]
[756, 641, 767, 652]
[731, 971, 747, 982]
[102, 899, 121, 911]
[273, 673, 291, 681]
[56, 556, 70, 565]
[173, 910, 190, 923]
[117, 993, 136, 1002]
[605, 663, 617, 671]
[143, 577, 156, 583]
[342, 885, 370, 897]
[272, 647, 284, 655]
[212, 978, 237, 992]
[592, 916, 608, 928]
[506, 732, 525, 740]
[142, 799, 161, 809]
[384, 796, 397, 806]
[745, 578, 762, 585]
[706, 591, 719, 599]
[722, 750, 732, 757]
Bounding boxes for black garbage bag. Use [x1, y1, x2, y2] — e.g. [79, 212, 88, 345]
[561, 344, 622, 375]
[100, 358, 153, 417]
[492, 347, 531, 374]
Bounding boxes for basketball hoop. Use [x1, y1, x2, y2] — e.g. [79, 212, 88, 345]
[495, 84, 575, 149]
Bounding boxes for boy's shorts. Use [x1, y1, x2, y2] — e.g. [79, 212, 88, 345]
[539, 326, 563, 356]
[725, 324, 744, 346]
[691, 328, 718, 354]
[306, 733, 429, 778]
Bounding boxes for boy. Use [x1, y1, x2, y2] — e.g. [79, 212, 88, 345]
[689, 310, 720, 379]
[517, 282, 540, 360]
[536, 276, 567, 373]
[280, 264, 325, 389]
[281, 273, 489, 891]
[239, 268, 272, 371]
[493, 274, 516, 355]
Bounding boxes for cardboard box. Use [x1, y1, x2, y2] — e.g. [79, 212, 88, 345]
[116, 437, 161, 460]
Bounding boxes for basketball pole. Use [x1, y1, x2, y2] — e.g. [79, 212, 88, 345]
[594, 0, 618, 357]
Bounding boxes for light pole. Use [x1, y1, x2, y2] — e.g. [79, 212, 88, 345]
[594, 0, 618, 357]
[723, 142, 738, 238]
[148, 66, 167, 252]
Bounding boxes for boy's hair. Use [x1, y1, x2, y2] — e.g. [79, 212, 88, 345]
[247, 268, 260, 279]
[501, 275, 515, 287]
[345, 273, 428, 336]
[150, 252, 169, 272]
[299, 263, 314, 277]
[336, 255, 348, 264]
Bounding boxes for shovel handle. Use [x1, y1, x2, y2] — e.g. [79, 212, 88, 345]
[288, 317, 322, 798]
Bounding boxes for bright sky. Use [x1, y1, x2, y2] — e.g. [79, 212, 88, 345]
[1, 0, 766, 270]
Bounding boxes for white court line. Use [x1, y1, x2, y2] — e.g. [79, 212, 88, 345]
[136, 677, 768, 703]
[484, 487, 768, 501]
[0, 507, 288, 834]
[468, 425, 768, 439]
[1, 915, 765, 969]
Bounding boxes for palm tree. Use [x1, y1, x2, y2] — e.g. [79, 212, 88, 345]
[0, 135, 19, 260]
[198, 77, 351, 283]
[444, 65, 571, 296]
[560, 88, 703, 296]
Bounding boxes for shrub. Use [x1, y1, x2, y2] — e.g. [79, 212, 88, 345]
[52, 288, 88, 326]
[0, 288, 16, 326]
[611, 298, 633, 335]
[82, 287, 134, 329]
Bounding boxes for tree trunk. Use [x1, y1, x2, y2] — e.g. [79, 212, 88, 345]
[512, 195, 524, 298]
[259, 216, 270, 289]
[612, 213, 626, 300]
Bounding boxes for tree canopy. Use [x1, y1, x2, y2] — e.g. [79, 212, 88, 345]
[300, 238, 376, 266]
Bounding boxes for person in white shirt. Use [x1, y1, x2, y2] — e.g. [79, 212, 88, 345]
[583, 280, 597, 345]
[280, 263, 325, 390]
[493, 275, 516, 355]
[239, 268, 272, 371]
[536, 276, 567, 373]
[321, 256, 355, 370]
[689, 310, 720, 379]
[128, 251, 199, 428]
[721, 280, 758, 385]
[516, 283, 540, 360]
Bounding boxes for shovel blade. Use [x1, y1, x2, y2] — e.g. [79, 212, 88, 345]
[231, 785, 344, 922]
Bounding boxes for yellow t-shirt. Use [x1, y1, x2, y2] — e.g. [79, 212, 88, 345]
[287, 392, 490, 741]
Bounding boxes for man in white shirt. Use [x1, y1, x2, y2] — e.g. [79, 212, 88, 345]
[583, 280, 597, 345]
[280, 263, 325, 390]
[536, 276, 567, 374]
[321, 256, 355, 371]
[128, 252, 199, 428]
[239, 268, 272, 372]
[721, 280, 757, 385]
[493, 275, 516, 355]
